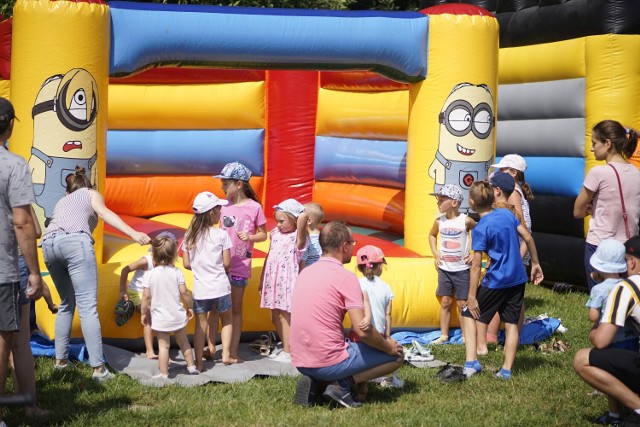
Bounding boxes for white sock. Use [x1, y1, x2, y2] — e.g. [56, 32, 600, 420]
[634, 409, 640, 415]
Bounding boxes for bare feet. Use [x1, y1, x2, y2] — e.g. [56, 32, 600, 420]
[222, 357, 239, 365]
[202, 348, 215, 361]
[477, 347, 489, 356]
[146, 353, 158, 360]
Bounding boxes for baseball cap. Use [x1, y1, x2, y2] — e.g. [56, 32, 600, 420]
[274, 198, 305, 217]
[0, 97, 16, 124]
[590, 239, 627, 273]
[625, 236, 640, 258]
[489, 171, 515, 194]
[192, 191, 228, 214]
[356, 245, 386, 267]
[429, 184, 463, 202]
[214, 162, 252, 181]
[491, 154, 527, 172]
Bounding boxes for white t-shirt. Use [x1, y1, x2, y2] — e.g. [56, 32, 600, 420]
[186, 227, 232, 300]
[359, 276, 394, 335]
[128, 254, 153, 293]
[142, 265, 188, 332]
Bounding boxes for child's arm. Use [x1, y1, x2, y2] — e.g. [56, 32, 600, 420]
[508, 190, 525, 224]
[179, 284, 194, 320]
[119, 257, 149, 301]
[465, 216, 477, 231]
[517, 224, 544, 285]
[428, 219, 442, 266]
[238, 223, 267, 243]
[222, 248, 231, 274]
[588, 307, 601, 323]
[295, 212, 310, 250]
[359, 290, 372, 332]
[466, 251, 483, 319]
[384, 300, 392, 339]
[141, 288, 151, 326]
[182, 249, 192, 270]
[463, 217, 476, 265]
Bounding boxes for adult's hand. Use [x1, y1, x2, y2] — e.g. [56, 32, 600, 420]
[26, 274, 43, 300]
[385, 337, 404, 357]
[131, 231, 151, 245]
[465, 296, 480, 320]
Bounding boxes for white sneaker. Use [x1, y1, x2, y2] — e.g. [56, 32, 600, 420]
[411, 340, 432, 357]
[379, 375, 405, 389]
[271, 351, 291, 363]
[268, 348, 284, 359]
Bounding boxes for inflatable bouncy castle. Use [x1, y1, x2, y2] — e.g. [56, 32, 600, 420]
[2, 1, 498, 343]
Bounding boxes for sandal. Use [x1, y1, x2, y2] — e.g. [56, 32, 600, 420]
[249, 333, 276, 356]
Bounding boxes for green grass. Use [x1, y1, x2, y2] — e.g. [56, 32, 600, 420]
[4, 285, 609, 426]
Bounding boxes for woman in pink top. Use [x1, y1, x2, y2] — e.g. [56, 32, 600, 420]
[574, 120, 640, 289]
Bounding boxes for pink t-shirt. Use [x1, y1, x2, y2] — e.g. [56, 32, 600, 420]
[583, 162, 640, 245]
[220, 199, 267, 278]
[290, 257, 365, 368]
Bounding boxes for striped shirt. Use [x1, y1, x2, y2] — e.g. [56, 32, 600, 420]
[601, 275, 640, 328]
[42, 187, 98, 241]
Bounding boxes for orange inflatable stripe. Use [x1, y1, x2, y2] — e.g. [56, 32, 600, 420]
[105, 175, 264, 217]
[320, 71, 407, 92]
[314, 181, 404, 234]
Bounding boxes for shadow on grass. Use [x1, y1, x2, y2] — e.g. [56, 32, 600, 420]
[524, 296, 545, 310]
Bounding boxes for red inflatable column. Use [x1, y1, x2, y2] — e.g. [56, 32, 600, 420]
[264, 70, 318, 217]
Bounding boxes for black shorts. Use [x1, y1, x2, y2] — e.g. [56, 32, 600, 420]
[0, 282, 20, 332]
[590, 348, 640, 393]
[461, 283, 525, 325]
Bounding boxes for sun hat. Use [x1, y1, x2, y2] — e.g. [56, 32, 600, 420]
[214, 162, 252, 181]
[273, 198, 305, 217]
[590, 239, 627, 273]
[192, 191, 228, 214]
[491, 154, 527, 172]
[357, 245, 386, 267]
[489, 171, 515, 194]
[429, 184, 463, 202]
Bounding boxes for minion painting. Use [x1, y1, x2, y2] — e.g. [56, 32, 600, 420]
[28, 68, 98, 223]
[428, 83, 495, 212]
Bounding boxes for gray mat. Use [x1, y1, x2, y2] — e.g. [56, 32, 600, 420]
[103, 343, 299, 387]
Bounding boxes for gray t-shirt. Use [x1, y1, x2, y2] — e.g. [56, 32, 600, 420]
[0, 147, 36, 283]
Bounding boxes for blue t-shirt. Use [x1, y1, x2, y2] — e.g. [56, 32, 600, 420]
[472, 208, 528, 289]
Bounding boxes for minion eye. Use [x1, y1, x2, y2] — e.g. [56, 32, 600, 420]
[69, 89, 87, 121]
[474, 109, 492, 134]
[448, 107, 471, 132]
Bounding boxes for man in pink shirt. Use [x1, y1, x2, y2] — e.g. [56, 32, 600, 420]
[290, 221, 403, 408]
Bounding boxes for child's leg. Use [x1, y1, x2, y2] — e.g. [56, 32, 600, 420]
[271, 309, 284, 349]
[462, 315, 478, 363]
[278, 310, 292, 353]
[194, 312, 209, 372]
[476, 321, 489, 356]
[356, 381, 368, 402]
[455, 299, 466, 339]
[486, 313, 501, 343]
[218, 308, 236, 364]
[438, 296, 452, 338]
[502, 322, 519, 372]
[136, 305, 157, 359]
[174, 328, 196, 368]
[206, 311, 219, 357]
[230, 284, 245, 360]
[156, 331, 171, 376]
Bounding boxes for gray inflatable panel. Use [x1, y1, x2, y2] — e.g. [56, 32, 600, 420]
[496, 117, 585, 157]
[498, 78, 585, 120]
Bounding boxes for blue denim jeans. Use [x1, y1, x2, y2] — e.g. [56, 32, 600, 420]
[42, 233, 104, 367]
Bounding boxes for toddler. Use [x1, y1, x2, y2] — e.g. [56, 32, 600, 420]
[259, 198, 309, 362]
[300, 202, 324, 270]
[183, 191, 236, 371]
[428, 184, 476, 344]
[141, 235, 198, 378]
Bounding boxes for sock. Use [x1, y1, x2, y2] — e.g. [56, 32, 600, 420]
[187, 365, 199, 374]
[497, 368, 512, 379]
[634, 409, 640, 415]
[337, 376, 355, 393]
[608, 412, 620, 419]
[463, 360, 482, 377]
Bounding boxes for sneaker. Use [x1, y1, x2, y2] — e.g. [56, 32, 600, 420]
[293, 375, 317, 407]
[592, 413, 621, 425]
[322, 384, 362, 408]
[379, 374, 404, 389]
[271, 351, 291, 363]
[432, 335, 449, 345]
[92, 368, 115, 382]
[438, 365, 467, 383]
[187, 365, 200, 375]
[494, 370, 511, 380]
[463, 361, 482, 378]
[622, 412, 640, 427]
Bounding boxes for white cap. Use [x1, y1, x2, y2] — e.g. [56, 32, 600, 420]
[274, 198, 305, 217]
[491, 154, 527, 172]
[590, 239, 627, 273]
[192, 191, 228, 214]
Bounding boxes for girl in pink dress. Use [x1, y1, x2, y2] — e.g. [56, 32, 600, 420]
[259, 199, 309, 361]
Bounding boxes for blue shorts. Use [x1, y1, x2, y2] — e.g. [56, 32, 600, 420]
[194, 294, 232, 314]
[230, 276, 249, 288]
[297, 341, 398, 382]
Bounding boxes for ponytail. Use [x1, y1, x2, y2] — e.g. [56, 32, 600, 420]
[592, 119, 639, 160]
[514, 170, 534, 201]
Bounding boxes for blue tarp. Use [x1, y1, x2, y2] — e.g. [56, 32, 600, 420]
[30, 333, 88, 363]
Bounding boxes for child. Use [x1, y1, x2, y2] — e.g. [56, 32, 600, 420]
[460, 181, 543, 380]
[586, 239, 638, 425]
[118, 232, 177, 359]
[183, 191, 236, 371]
[300, 202, 324, 270]
[140, 234, 198, 378]
[428, 184, 476, 344]
[215, 162, 267, 362]
[354, 245, 403, 400]
[259, 198, 309, 362]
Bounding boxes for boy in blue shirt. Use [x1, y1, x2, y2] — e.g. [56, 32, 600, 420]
[461, 181, 544, 379]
